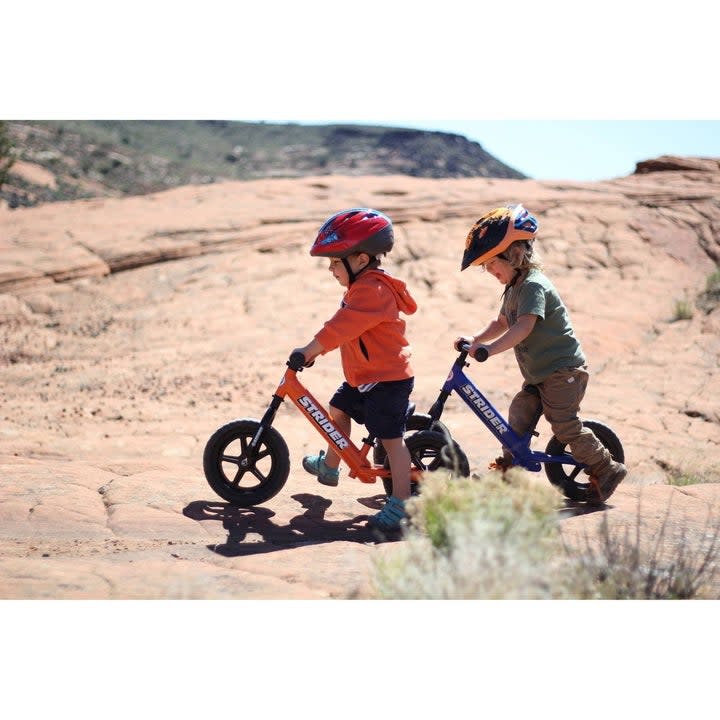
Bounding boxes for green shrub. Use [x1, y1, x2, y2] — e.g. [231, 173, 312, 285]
[373, 469, 572, 599]
[667, 472, 709, 486]
[672, 296, 694, 321]
[706, 268, 720, 293]
[661, 459, 720, 486]
[372, 468, 720, 600]
[0, 121, 17, 191]
[565, 499, 720, 599]
[697, 267, 720, 314]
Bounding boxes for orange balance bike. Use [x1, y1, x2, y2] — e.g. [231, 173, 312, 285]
[202, 351, 466, 507]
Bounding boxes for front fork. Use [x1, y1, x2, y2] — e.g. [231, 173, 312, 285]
[428, 351, 468, 422]
[249, 351, 303, 450]
[259, 393, 284, 430]
[428, 389, 451, 424]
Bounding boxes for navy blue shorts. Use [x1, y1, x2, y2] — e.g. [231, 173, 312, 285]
[329, 378, 414, 440]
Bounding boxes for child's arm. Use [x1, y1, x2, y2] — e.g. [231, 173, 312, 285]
[469, 313, 537, 358]
[292, 338, 325, 364]
[455, 313, 508, 348]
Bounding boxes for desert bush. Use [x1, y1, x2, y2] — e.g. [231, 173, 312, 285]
[372, 469, 575, 599]
[0, 121, 17, 191]
[697, 266, 720, 314]
[667, 472, 710, 486]
[372, 469, 720, 600]
[565, 499, 720, 599]
[706, 267, 720, 293]
[671, 295, 694, 321]
[660, 458, 720, 486]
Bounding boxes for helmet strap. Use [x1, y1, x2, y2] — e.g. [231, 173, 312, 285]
[343, 255, 378, 285]
[342, 258, 357, 285]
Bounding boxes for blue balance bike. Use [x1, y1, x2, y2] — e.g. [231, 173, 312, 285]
[401, 342, 625, 503]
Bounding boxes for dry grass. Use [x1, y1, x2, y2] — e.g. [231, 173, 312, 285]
[373, 469, 571, 599]
[563, 496, 720, 599]
[672, 296, 694, 321]
[372, 468, 720, 599]
[658, 458, 720, 486]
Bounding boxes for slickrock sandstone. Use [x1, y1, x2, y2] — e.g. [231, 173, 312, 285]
[1, 157, 718, 598]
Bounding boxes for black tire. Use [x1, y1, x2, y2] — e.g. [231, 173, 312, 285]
[544, 419, 625, 502]
[382, 429, 470, 496]
[373, 413, 451, 466]
[203, 419, 290, 507]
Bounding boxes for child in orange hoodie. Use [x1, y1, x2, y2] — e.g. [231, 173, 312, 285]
[292, 208, 417, 532]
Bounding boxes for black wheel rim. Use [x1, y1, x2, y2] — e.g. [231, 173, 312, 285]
[409, 444, 446, 472]
[219, 433, 273, 489]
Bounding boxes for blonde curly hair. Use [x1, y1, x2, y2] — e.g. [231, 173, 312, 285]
[500, 239, 543, 272]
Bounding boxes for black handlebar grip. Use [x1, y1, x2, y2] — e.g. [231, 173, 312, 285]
[473, 347, 489, 362]
[288, 352, 306, 370]
[288, 351, 315, 370]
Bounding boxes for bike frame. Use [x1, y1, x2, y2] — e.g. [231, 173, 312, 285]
[428, 349, 581, 473]
[257, 355, 424, 484]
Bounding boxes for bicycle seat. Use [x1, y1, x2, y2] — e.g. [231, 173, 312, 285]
[405, 402, 416, 420]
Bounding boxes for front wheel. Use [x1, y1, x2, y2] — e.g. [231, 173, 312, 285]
[544, 419, 625, 502]
[203, 418, 290, 507]
[382, 429, 470, 496]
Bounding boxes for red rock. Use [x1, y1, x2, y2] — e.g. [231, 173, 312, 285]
[0, 160, 718, 598]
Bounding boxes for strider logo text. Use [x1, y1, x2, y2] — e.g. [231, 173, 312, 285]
[460, 384, 508, 434]
[298, 396, 350, 449]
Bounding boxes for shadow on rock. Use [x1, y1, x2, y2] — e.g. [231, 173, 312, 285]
[557, 499, 611, 519]
[183, 492, 389, 556]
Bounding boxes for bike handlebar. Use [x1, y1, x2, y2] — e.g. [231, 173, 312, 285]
[291, 343, 487, 371]
[288, 352, 315, 371]
[456, 341, 489, 363]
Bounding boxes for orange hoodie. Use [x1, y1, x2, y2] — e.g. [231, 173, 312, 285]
[315, 269, 417, 387]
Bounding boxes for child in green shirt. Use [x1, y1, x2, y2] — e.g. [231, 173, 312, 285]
[456, 203, 626, 502]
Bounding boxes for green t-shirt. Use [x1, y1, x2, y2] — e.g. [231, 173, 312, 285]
[501, 268, 585, 384]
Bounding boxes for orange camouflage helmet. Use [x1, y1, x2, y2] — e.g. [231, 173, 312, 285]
[461, 203, 538, 270]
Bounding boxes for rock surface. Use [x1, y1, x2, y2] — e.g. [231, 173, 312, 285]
[1, 159, 719, 598]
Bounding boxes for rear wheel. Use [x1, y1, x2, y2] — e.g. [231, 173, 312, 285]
[373, 413, 451, 465]
[544, 419, 624, 502]
[382, 429, 470, 496]
[203, 419, 290, 507]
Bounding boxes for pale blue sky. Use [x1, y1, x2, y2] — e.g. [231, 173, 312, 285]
[369, 120, 720, 182]
[243, 119, 720, 182]
[8, 5, 718, 184]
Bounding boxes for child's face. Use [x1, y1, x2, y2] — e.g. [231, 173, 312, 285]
[328, 257, 350, 286]
[483, 256, 516, 285]
[328, 254, 368, 287]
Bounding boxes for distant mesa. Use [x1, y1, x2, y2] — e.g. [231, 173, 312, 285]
[634, 155, 720, 174]
[2, 120, 526, 210]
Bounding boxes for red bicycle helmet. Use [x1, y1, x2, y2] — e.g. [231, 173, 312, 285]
[461, 203, 538, 270]
[310, 208, 394, 258]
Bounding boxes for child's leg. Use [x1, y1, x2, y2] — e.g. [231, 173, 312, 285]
[508, 384, 543, 436]
[365, 378, 414, 532]
[322, 406, 351, 469]
[302, 398, 354, 485]
[502, 384, 542, 465]
[540, 368, 625, 495]
[539, 368, 604, 464]
[381, 436, 411, 500]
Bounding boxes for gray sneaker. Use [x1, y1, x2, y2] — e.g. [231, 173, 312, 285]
[302, 450, 340, 487]
[367, 496, 408, 532]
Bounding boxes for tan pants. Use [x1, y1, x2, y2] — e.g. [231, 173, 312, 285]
[504, 366, 613, 477]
